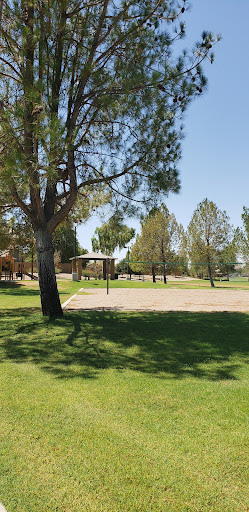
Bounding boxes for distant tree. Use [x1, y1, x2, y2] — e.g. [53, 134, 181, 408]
[0, 1, 219, 316]
[5, 213, 86, 272]
[235, 207, 249, 275]
[0, 210, 11, 251]
[53, 220, 86, 263]
[241, 207, 249, 235]
[217, 240, 237, 280]
[116, 258, 132, 275]
[173, 223, 189, 275]
[187, 199, 233, 286]
[92, 215, 135, 256]
[237, 207, 249, 261]
[130, 204, 180, 282]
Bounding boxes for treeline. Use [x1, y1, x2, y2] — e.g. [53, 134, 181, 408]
[117, 199, 249, 286]
[0, 213, 86, 268]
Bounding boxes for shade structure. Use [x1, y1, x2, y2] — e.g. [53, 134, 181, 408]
[69, 252, 116, 280]
[69, 251, 115, 261]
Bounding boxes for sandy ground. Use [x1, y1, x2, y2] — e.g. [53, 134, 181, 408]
[63, 288, 249, 313]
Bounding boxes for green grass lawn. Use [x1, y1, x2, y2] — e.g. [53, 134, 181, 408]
[0, 281, 249, 511]
[79, 277, 249, 290]
[0, 280, 81, 309]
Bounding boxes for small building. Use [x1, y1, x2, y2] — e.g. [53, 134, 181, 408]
[70, 252, 116, 280]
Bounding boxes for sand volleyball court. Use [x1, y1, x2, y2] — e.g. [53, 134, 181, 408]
[63, 288, 249, 313]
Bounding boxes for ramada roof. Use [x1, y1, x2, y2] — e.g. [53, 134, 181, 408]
[69, 251, 115, 261]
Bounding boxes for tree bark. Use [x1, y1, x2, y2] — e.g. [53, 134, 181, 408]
[31, 249, 34, 278]
[35, 228, 63, 317]
[163, 263, 167, 284]
[206, 241, 214, 287]
[161, 241, 167, 284]
[207, 263, 214, 287]
[152, 265, 156, 283]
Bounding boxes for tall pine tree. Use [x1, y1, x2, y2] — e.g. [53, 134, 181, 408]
[0, 1, 219, 315]
[187, 199, 232, 286]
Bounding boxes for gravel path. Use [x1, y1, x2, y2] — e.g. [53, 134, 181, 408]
[63, 288, 249, 312]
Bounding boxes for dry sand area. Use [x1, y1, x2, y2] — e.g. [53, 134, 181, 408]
[63, 288, 249, 313]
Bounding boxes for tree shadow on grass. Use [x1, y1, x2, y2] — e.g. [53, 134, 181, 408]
[0, 308, 249, 381]
[0, 282, 41, 296]
[0, 282, 76, 302]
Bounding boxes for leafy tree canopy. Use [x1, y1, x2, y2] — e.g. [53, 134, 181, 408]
[0, 1, 219, 220]
[0, 210, 11, 251]
[217, 240, 237, 278]
[130, 203, 183, 280]
[234, 206, 249, 274]
[92, 214, 135, 255]
[53, 219, 86, 262]
[187, 198, 233, 286]
[0, 0, 219, 315]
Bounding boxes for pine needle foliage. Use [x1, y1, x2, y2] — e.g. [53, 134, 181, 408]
[187, 199, 233, 287]
[0, 0, 219, 315]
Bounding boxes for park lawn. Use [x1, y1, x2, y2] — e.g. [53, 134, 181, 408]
[0, 282, 249, 511]
[78, 277, 249, 290]
[1, 277, 249, 311]
[0, 280, 82, 309]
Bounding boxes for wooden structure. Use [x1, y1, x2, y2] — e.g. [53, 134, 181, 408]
[0, 251, 16, 280]
[70, 251, 116, 280]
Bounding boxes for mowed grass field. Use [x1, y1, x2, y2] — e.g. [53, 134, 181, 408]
[78, 276, 249, 290]
[0, 280, 249, 511]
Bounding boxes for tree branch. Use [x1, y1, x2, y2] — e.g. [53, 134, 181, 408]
[71, 0, 109, 125]
[0, 71, 21, 82]
[11, 180, 32, 220]
[0, 56, 22, 77]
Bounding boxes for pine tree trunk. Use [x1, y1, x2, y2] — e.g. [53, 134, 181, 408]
[208, 263, 214, 287]
[152, 265, 156, 283]
[35, 228, 63, 317]
[31, 250, 34, 278]
[163, 264, 167, 284]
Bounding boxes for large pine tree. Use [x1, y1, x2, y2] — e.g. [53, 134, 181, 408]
[0, 0, 218, 316]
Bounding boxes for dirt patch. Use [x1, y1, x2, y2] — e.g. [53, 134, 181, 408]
[63, 288, 249, 312]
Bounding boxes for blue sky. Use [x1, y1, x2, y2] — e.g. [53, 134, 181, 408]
[77, 0, 249, 261]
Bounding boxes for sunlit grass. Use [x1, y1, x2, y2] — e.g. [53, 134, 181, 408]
[0, 281, 249, 511]
[0, 280, 82, 309]
[1, 277, 249, 313]
[79, 277, 249, 290]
